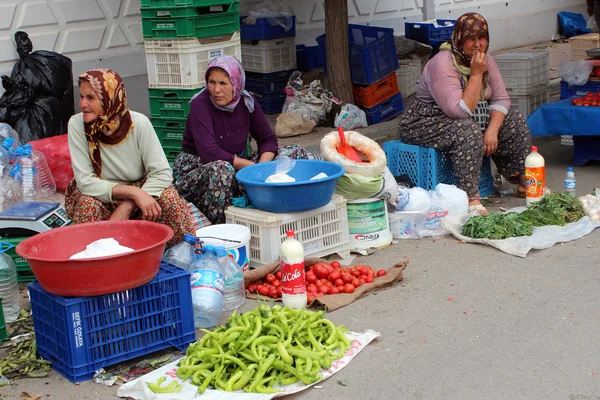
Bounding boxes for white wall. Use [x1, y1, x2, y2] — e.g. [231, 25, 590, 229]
[0, 0, 589, 117]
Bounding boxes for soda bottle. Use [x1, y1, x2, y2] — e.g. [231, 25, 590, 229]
[564, 167, 576, 196]
[525, 146, 545, 206]
[162, 233, 197, 270]
[279, 230, 306, 310]
[215, 246, 245, 311]
[189, 245, 224, 328]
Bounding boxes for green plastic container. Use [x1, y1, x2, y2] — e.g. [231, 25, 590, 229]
[3, 236, 35, 281]
[141, 0, 232, 7]
[149, 88, 198, 119]
[151, 116, 187, 130]
[141, 2, 240, 39]
[162, 145, 183, 160]
[0, 297, 7, 342]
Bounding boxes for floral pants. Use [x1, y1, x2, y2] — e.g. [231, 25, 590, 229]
[173, 145, 308, 224]
[397, 99, 532, 198]
[65, 179, 198, 248]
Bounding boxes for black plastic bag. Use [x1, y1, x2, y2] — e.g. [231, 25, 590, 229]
[14, 95, 61, 143]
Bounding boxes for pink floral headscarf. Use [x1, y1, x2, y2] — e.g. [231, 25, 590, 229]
[200, 56, 255, 113]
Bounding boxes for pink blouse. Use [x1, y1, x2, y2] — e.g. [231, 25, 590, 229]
[416, 51, 511, 119]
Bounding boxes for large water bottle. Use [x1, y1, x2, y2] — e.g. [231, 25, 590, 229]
[0, 123, 19, 144]
[1, 161, 22, 211]
[0, 243, 20, 322]
[215, 246, 245, 311]
[20, 157, 38, 202]
[189, 245, 224, 328]
[162, 233, 198, 270]
[31, 149, 56, 198]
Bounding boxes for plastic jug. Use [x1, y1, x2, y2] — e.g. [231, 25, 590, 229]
[215, 246, 245, 311]
[0, 243, 20, 322]
[189, 245, 224, 328]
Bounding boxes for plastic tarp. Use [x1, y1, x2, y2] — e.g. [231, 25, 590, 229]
[526, 99, 600, 136]
[557, 11, 592, 38]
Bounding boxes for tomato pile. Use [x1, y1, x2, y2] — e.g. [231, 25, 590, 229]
[571, 92, 600, 107]
[247, 261, 388, 304]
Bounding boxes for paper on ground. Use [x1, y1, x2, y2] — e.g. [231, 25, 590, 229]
[117, 329, 380, 400]
[444, 213, 600, 258]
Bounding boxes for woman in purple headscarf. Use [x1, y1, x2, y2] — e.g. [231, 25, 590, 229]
[174, 56, 307, 224]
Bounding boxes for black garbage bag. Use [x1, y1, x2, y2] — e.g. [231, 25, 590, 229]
[0, 76, 31, 126]
[14, 95, 61, 143]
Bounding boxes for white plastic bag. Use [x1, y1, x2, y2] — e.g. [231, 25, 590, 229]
[560, 60, 594, 86]
[396, 187, 432, 212]
[415, 184, 468, 238]
[334, 104, 368, 130]
[265, 157, 296, 183]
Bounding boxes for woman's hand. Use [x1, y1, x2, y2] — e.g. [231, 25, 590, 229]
[132, 188, 162, 222]
[483, 128, 499, 156]
[110, 200, 137, 221]
[470, 51, 487, 77]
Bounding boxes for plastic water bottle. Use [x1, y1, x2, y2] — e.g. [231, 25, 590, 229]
[162, 233, 198, 270]
[564, 167, 576, 196]
[0, 123, 19, 144]
[31, 150, 56, 198]
[215, 246, 245, 311]
[1, 161, 22, 211]
[20, 157, 37, 202]
[0, 244, 20, 323]
[280, 230, 307, 310]
[189, 245, 224, 328]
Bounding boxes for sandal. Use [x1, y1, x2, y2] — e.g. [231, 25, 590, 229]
[468, 204, 489, 216]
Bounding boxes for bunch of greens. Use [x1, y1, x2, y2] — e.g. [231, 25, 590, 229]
[461, 193, 585, 240]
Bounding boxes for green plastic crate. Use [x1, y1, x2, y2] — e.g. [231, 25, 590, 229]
[149, 88, 198, 119]
[151, 116, 187, 130]
[2, 236, 30, 269]
[141, 0, 233, 7]
[162, 145, 182, 161]
[141, 2, 240, 39]
[16, 267, 35, 283]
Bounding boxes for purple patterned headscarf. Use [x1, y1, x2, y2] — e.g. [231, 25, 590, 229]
[199, 56, 254, 113]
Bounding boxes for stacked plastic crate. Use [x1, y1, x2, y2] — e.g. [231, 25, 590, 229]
[317, 25, 402, 125]
[240, 16, 297, 114]
[141, 0, 241, 165]
[493, 50, 550, 118]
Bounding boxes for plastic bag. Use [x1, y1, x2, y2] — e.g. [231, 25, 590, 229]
[559, 60, 594, 86]
[265, 157, 296, 182]
[558, 11, 592, 38]
[336, 173, 383, 200]
[282, 71, 338, 124]
[415, 184, 468, 238]
[14, 95, 61, 143]
[243, 0, 294, 32]
[320, 129, 387, 177]
[334, 104, 368, 130]
[396, 186, 432, 212]
[28, 134, 73, 192]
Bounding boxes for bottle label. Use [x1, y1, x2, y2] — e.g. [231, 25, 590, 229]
[564, 180, 576, 190]
[280, 260, 306, 295]
[190, 269, 224, 295]
[525, 167, 544, 198]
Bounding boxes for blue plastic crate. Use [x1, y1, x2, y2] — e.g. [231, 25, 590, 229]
[383, 140, 495, 197]
[362, 93, 405, 125]
[240, 15, 296, 40]
[245, 70, 293, 93]
[405, 19, 456, 44]
[430, 39, 446, 55]
[28, 262, 196, 383]
[255, 93, 286, 114]
[317, 24, 399, 85]
[573, 136, 600, 167]
[559, 80, 600, 100]
[296, 45, 324, 71]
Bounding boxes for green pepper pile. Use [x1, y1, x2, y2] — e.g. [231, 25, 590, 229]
[176, 305, 350, 394]
[462, 192, 586, 240]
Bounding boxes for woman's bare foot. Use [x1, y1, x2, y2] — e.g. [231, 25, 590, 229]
[468, 199, 489, 216]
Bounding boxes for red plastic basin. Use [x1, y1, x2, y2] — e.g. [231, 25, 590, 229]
[16, 220, 174, 297]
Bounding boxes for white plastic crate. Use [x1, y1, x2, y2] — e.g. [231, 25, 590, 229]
[224, 194, 350, 268]
[396, 65, 419, 99]
[398, 58, 424, 72]
[569, 33, 600, 61]
[145, 32, 241, 89]
[510, 85, 550, 117]
[494, 50, 549, 96]
[241, 37, 296, 73]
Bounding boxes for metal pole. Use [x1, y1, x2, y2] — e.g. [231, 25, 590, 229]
[423, 0, 435, 20]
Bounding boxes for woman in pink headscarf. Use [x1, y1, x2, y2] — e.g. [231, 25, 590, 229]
[174, 56, 307, 224]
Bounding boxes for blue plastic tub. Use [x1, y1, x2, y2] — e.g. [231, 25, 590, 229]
[235, 160, 345, 213]
[240, 15, 296, 40]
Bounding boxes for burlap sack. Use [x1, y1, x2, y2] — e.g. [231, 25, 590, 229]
[243, 257, 409, 312]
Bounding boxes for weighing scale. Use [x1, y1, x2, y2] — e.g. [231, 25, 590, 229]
[0, 202, 72, 236]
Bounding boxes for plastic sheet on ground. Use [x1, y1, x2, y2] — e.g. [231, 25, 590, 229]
[117, 329, 380, 399]
[526, 99, 600, 136]
[443, 210, 600, 258]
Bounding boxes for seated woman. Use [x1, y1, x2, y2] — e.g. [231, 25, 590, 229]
[174, 56, 307, 224]
[66, 68, 197, 247]
[398, 12, 532, 215]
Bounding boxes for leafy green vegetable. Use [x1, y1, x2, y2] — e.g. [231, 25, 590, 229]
[462, 212, 533, 239]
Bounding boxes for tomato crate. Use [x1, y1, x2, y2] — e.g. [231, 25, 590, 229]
[296, 45, 324, 71]
[494, 50, 550, 96]
[362, 93, 405, 125]
[245, 70, 293, 93]
[28, 262, 195, 383]
[240, 15, 296, 40]
[383, 140, 495, 197]
[225, 194, 349, 268]
[353, 72, 399, 108]
[569, 33, 600, 61]
[560, 80, 600, 99]
[241, 37, 297, 73]
[405, 19, 456, 44]
[141, 0, 232, 7]
[396, 64, 420, 99]
[509, 85, 550, 117]
[148, 88, 199, 118]
[141, 2, 239, 39]
[317, 24, 399, 85]
[145, 33, 241, 89]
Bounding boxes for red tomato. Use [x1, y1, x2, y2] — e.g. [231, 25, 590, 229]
[357, 266, 368, 276]
[376, 269, 387, 277]
[352, 278, 361, 288]
[275, 271, 282, 280]
[248, 283, 258, 293]
[327, 287, 340, 295]
[315, 292, 325, 298]
[334, 278, 344, 287]
[315, 279, 324, 287]
[350, 269, 361, 278]
[307, 294, 314, 304]
[272, 280, 281, 287]
[592, 101, 599, 107]
[314, 265, 330, 279]
[258, 286, 270, 296]
[328, 271, 341, 282]
[277, 287, 282, 298]
[331, 261, 341, 269]
[265, 274, 276, 284]
[306, 272, 318, 284]
[365, 276, 374, 283]
[344, 283, 355, 294]
[342, 274, 353, 284]
[269, 287, 278, 298]
[307, 284, 318, 294]
[359, 278, 366, 285]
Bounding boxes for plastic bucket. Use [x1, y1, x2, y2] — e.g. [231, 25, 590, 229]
[346, 198, 392, 250]
[196, 224, 251, 272]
